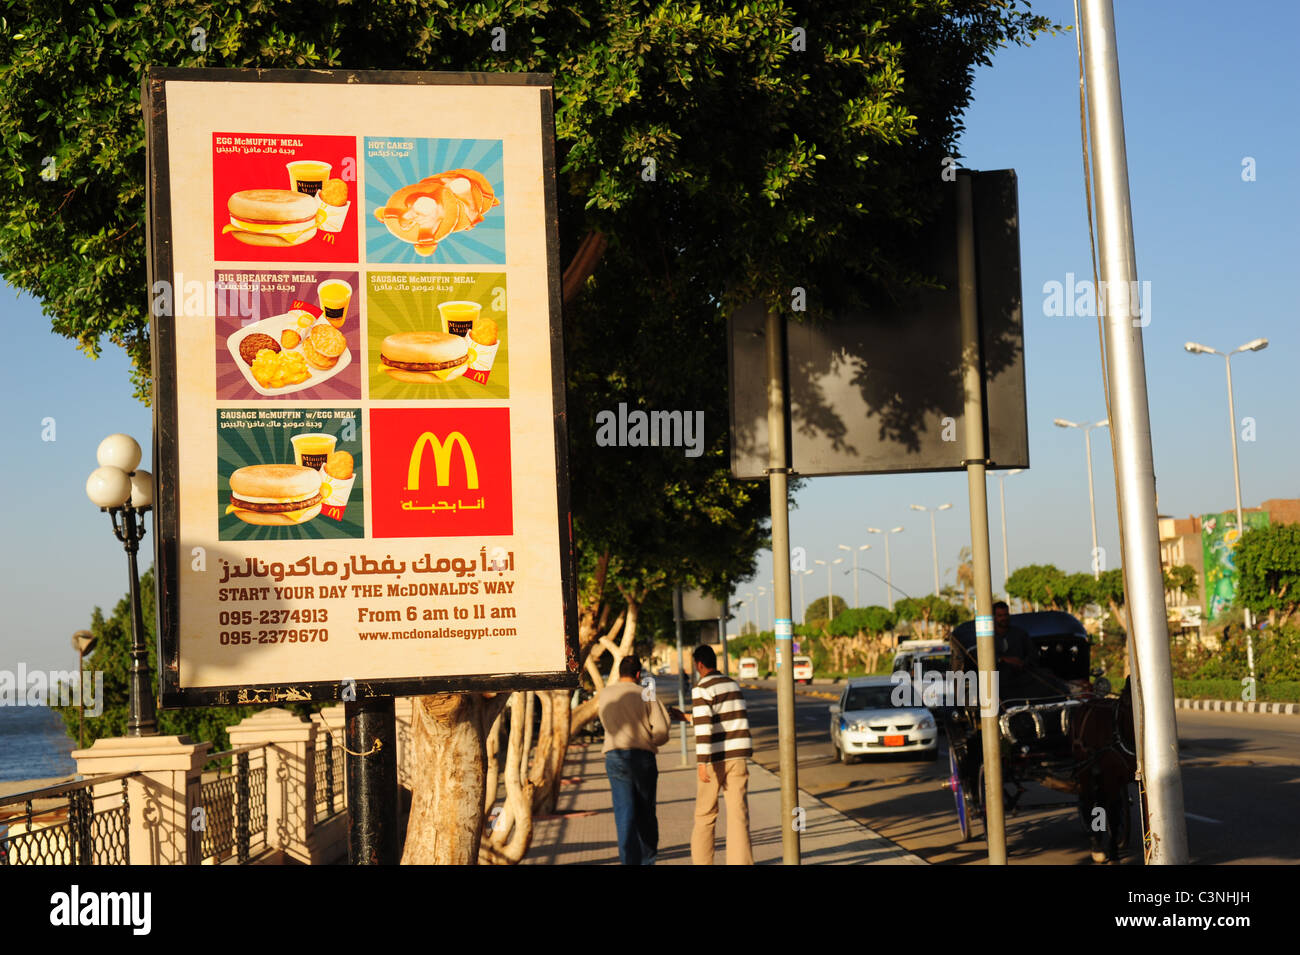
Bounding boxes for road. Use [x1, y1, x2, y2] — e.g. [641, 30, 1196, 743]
[731, 681, 1300, 865]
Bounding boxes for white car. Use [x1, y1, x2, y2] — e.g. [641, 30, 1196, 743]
[829, 676, 939, 763]
[793, 655, 814, 684]
[737, 657, 760, 680]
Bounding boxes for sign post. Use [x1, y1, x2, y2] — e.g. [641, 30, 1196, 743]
[143, 69, 578, 861]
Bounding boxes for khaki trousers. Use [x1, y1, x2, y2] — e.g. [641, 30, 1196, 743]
[691, 757, 753, 865]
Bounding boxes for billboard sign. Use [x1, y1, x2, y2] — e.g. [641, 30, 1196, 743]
[145, 69, 577, 706]
[1200, 510, 1270, 620]
[729, 170, 1027, 479]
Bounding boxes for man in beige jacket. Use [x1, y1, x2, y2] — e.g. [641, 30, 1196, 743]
[597, 655, 672, 864]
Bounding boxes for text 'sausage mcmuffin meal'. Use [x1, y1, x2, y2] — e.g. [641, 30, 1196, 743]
[378, 331, 470, 383]
[223, 189, 320, 247]
[225, 464, 323, 525]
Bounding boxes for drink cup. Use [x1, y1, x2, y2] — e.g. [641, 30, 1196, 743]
[291, 433, 337, 470]
[287, 160, 331, 198]
[438, 300, 481, 337]
[318, 280, 353, 329]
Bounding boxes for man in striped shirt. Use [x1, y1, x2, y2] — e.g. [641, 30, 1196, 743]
[687, 644, 753, 865]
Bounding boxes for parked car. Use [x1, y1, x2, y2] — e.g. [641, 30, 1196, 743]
[829, 676, 939, 763]
[792, 655, 814, 684]
[737, 657, 760, 680]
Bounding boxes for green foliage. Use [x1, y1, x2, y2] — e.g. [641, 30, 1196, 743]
[1165, 564, 1198, 601]
[1171, 679, 1300, 703]
[828, 605, 896, 637]
[0, 1, 1057, 402]
[894, 593, 964, 630]
[1237, 523, 1300, 623]
[52, 567, 308, 752]
[805, 595, 848, 626]
[1005, 563, 1065, 608]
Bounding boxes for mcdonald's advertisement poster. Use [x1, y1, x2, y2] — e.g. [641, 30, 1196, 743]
[147, 72, 573, 699]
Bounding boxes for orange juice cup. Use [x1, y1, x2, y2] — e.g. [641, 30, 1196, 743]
[438, 300, 481, 337]
[318, 280, 353, 329]
[287, 160, 332, 198]
[290, 433, 337, 470]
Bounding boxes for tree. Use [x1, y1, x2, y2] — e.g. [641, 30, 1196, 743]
[805, 595, 849, 627]
[0, 1, 1056, 400]
[1237, 524, 1300, 626]
[1059, 573, 1097, 616]
[3, 0, 1060, 862]
[1005, 563, 1066, 609]
[895, 594, 965, 637]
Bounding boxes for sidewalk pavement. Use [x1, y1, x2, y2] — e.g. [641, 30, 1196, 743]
[524, 742, 926, 865]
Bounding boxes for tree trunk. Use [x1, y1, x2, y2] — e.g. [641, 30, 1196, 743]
[401, 692, 508, 865]
[531, 688, 571, 814]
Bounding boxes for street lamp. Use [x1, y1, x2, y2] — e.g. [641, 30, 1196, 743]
[85, 433, 157, 737]
[812, 558, 843, 622]
[867, 526, 905, 611]
[743, 592, 756, 633]
[1053, 418, 1109, 580]
[909, 504, 952, 595]
[798, 569, 814, 624]
[1185, 337, 1269, 679]
[757, 587, 768, 633]
[995, 469, 1024, 594]
[836, 543, 871, 608]
[71, 630, 97, 749]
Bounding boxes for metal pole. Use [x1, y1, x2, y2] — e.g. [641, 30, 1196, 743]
[798, 573, 806, 624]
[1224, 354, 1256, 679]
[1081, 0, 1188, 863]
[121, 506, 157, 737]
[1084, 427, 1101, 579]
[885, 534, 894, 611]
[720, 578, 730, 678]
[929, 510, 940, 595]
[957, 171, 1007, 865]
[675, 585, 688, 766]
[826, 564, 833, 618]
[78, 646, 85, 750]
[999, 475, 1010, 590]
[765, 308, 800, 864]
[345, 695, 398, 864]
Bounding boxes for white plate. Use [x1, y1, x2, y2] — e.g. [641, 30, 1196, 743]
[227, 310, 353, 396]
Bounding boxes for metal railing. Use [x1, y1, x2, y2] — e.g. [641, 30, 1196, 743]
[0, 773, 132, 866]
[199, 744, 267, 864]
[313, 729, 345, 823]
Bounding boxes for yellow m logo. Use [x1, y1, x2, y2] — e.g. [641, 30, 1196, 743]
[407, 431, 479, 490]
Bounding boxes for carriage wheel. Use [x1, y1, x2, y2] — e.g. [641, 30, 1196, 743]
[947, 744, 971, 841]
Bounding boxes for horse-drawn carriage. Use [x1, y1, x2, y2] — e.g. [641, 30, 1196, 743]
[942, 611, 1138, 862]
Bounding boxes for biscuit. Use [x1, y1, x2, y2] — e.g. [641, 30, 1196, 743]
[239, 333, 280, 365]
[324, 451, 354, 480]
[470, 316, 499, 346]
[281, 329, 301, 349]
[321, 178, 349, 206]
[309, 323, 346, 359]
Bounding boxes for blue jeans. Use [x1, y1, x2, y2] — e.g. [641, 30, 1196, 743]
[605, 749, 659, 865]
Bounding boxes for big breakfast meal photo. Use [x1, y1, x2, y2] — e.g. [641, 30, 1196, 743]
[215, 270, 361, 400]
[364, 137, 504, 264]
[213, 132, 359, 262]
[365, 271, 510, 400]
[217, 408, 365, 541]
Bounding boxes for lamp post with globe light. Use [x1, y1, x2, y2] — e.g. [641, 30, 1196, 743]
[85, 434, 157, 737]
[1185, 337, 1268, 679]
[71, 630, 97, 749]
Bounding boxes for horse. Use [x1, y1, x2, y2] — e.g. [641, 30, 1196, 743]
[1070, 682, 1137, 863]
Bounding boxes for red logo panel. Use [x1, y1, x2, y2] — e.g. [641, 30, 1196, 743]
[369, 408, 513, 538]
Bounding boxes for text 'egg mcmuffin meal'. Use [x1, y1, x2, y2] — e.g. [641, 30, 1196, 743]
[378, 331, 470, 383]
[226, 464, 323, 525]
[223, 189, 320, 247]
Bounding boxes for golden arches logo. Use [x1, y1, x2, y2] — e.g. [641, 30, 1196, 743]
[407, 431, 479, 490]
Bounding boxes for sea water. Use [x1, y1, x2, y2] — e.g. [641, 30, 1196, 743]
[0, 705, 77, 783]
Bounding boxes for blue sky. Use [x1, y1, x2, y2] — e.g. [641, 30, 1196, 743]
[2, 0, 1298, 669]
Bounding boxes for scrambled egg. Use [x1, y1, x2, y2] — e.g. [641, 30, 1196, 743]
[250, 348, 309, 388]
